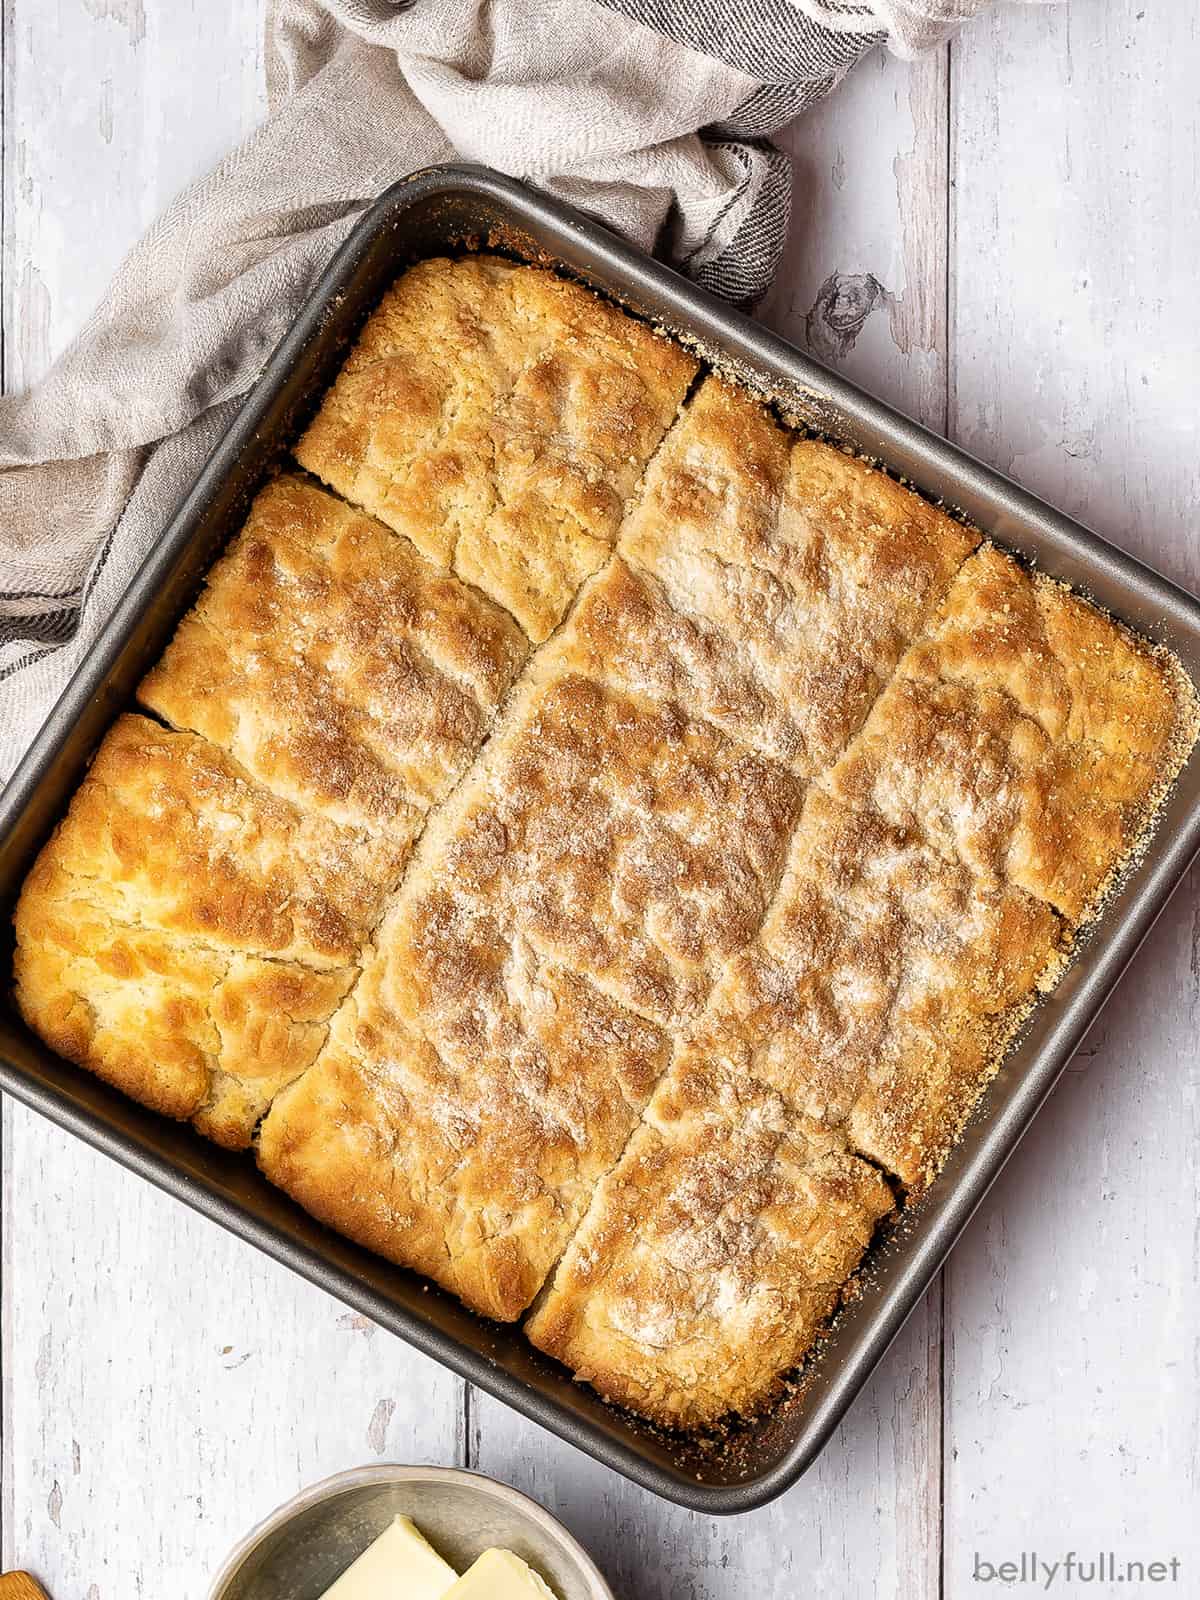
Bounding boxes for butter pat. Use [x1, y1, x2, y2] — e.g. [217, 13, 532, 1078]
[319, 1515, 457, 1600]
[442, 1548, 558, 1600]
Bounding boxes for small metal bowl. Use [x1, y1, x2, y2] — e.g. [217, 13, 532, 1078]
[206, 1464, 615, 1600]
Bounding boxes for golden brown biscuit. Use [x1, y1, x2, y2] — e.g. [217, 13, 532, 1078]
[141, 475, 527, 837]
[826, 546, 1182, 920]
[910, 543, 1177, 772]
[14, 266, 1197, 1431]
[699, 791, 1060, 1186]
[258, 925, 669, 1321]
[13, 895, 353, 1149]
[614, 378, 978, 774]
[295, 256, 698, 640]
[19, 715, 399, 969]
[429, 662, 804, 1026]
[526, 1052, 893, 1427]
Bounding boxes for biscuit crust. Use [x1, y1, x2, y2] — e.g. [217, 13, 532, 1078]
[433, 660, 805, 1028]
[699, 790, 1062, 1187]
[827, 545, 1181, 921]
[141, 475, 527, 838]
[12, 717, 368, 1146]
[258, 926, 668, 1320]
[14, 896, 353, 1148]
[17, 715, 399, 968]
[295, 256, 698, 641]
[526, 1053, 894, 1427]
[256, 627, 802, 1315]
[612, 378, 979, 773]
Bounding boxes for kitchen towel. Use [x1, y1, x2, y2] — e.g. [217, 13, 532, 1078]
[0, 0, 1039, 777]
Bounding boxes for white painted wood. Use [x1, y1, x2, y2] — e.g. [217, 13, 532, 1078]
[2, 0, 268, 386]
[944, 3, 1200, 1592]
[1, 5, 464, 1598]
[1, 1106, 465, 1596]
[764, 45, 949, 435]
[473, 49, 952, 1600]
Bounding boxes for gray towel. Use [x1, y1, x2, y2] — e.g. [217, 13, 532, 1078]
[0, 0, 1043, 778]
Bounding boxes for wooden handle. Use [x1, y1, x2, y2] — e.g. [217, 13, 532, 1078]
[0, 1575, 51, 1600]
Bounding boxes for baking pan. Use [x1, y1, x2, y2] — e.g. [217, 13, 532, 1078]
[3, 164, 1199, 1515]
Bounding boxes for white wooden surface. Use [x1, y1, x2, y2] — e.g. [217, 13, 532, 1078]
[2, 5, 1198, 1597]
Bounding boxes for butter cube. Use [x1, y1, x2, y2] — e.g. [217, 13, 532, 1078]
[319, 1515, 457, 1599]
[441, 1548, 558, 1600]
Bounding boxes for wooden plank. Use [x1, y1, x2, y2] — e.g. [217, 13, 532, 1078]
[1, 0, 267, 387]
[473, 48, 951, 1598]
[943, 3, 1200, 1589]
[1, 1109, 465, 1593]
[763, 45, 949, 434]
[0, 4, 465, 1596]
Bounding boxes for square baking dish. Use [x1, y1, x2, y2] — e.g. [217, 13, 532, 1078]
[3, 164, 1199, 1514]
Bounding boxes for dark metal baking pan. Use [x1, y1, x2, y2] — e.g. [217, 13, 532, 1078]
[2, 164, 1199, 1515]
